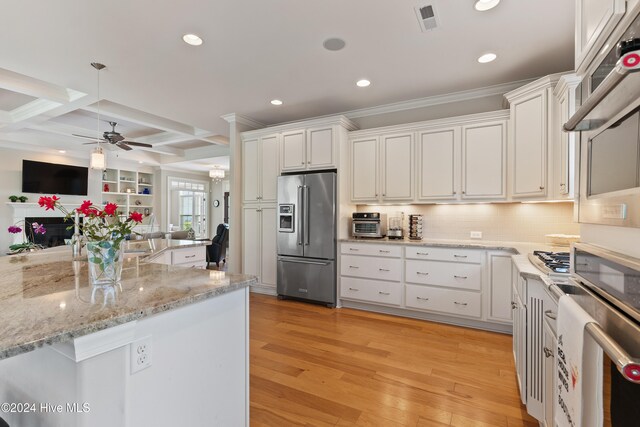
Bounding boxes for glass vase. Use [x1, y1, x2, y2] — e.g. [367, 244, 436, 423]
[86, 240, 123, 287]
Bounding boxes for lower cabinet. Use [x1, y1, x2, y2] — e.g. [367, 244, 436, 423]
[148, 246, 207, 269]
[339, 243, 514, 330]
[242, 205, 277, 292]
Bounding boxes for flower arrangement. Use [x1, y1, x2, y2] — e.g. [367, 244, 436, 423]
[7, 220, 46, 254]
[38, 196, 143, 250]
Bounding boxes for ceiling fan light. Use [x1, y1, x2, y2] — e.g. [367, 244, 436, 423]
[90, 146, 106, 170]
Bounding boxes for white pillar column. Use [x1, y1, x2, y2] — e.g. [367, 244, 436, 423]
[221, 114, 263, 274]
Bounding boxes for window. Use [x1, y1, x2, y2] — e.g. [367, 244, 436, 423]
[168, 177, 209, 238]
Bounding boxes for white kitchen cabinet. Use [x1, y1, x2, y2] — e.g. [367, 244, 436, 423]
[553, 74, 581, 199]
[417, 127, 458, 201]
[512, 283, 527, 404]
[505, 74, 563, 200]
[242, 205, 277, 292]
[461, 120, 507, 199]
[405, 284, 482, 318]
[280, 126, 338, 172]
[405, 259, 482, 291]
[543, 312, 558, 427]
[487, 253, 513, 323]
[575, 0, 626, 74]
[341, 254, 402, 282]
[242, 134, 279, 204]
[380, 133, 414, 201]
[350, 137, 379, 202]
[340, 277, 402, 306]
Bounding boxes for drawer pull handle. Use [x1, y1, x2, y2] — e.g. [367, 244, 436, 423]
[349, 248, 360, 251]
[417, 252, 429, 255]
[454, 255, 467, 258]
[184, 254, 196, 258]
[454, 301, 468, 306]
[378, 291, 391, 296]
[416, 296, 430, 301]
[544, 310, 557, 320]
[454, 275, 468, 279]
[349, 266, 359, 269]
[543, 347, 554, 358]
[379, 268, 390, 272]
[348, 287, 359, 291]
[379, 250, 390, 253]
[417, 272, 429, 276]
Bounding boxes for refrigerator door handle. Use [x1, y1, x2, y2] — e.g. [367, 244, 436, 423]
[297, 185, 303, 246]
[278, 256, 331, 266]
[304, 185, 310, 246]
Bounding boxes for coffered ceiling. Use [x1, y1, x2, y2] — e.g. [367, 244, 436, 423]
[0, 0, 575, 170]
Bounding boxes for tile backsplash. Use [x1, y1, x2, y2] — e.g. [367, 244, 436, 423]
[357, 202, 579, 243]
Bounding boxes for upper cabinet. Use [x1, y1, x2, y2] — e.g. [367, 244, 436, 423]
[350, 110, 509, 204]
[553, 74, 581, 200]
[242, 133, 279, 204]
[281, 125, 338, 172]
[505, 74, 563, 200]
[575, 0, 626, 74]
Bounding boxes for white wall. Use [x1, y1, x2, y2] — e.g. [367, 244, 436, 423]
[211, 179, 229, 228]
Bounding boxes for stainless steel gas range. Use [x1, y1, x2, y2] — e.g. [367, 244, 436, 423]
[528, 250, 572, 284]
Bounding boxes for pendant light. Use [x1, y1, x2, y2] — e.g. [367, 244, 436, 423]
[89, 62, 107, 170]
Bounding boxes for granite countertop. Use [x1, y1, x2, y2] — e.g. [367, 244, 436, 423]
[0, 246, 254, 360]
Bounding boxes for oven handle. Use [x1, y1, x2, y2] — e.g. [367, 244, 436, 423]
[585, 322, 640, 384]
[564, 49, 640, 132]
[549, 284, 640, 383]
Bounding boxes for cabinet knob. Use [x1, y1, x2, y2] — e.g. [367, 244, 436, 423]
[539, 186, 545, 190]
[301, 162, 305, 165]
[462, 191, 466, 195]
[307, 161, 310, 164]
[543, 347, 553, 358]
[375, 193, 378, 197]
[453, 191, 457, 195]
[511, 301, 517, 309]
[382, 193, 386, 197]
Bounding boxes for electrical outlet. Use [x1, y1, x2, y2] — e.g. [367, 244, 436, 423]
[470, 231, 482, 239]
[130, 336, 152, 374]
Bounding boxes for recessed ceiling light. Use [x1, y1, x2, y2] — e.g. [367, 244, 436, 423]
[356, 79, 371, 88]
[182, 34, 203, 46]
[58, 150, 66, 154]
[323, 38, 346, 51]
[475, 0, 500, 11]
[477, 53, 497, 63]
[271, 99, 283, 106]
[138, 161, 144, 164]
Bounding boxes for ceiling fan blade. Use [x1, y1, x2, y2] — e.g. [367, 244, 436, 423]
[122, 140, 153, 148]
[116, 142, 133, 151]
[72, 134, 103, 142]
[82, 142, 99, 145]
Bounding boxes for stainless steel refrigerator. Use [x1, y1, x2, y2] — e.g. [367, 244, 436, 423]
[276, 171, 336, 307]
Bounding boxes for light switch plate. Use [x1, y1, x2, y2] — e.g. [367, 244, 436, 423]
[470, 231, 482, 239]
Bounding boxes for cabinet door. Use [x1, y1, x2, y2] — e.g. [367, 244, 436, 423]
[242, 207, 261, 280]
[575, 0, 625, 73]
[512, 92, 548, 198]
[242, 138, 259, 203]
[543, 318, 557, 427]
[488, 253, 513, 323]
[417, 127, 459, 200]
[260, 135, 279, 203]
[381, 133, 414, 201]
[281, 130, 306, 171]
[462, 121, 506, 199]
[307, 126, 335, 169]
[260, 206, 277, 289]
[558, 94, 570, 197]
[350, 137, 379, 202]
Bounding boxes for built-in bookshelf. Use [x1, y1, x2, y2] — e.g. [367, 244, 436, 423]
[101, 168, 157, 231]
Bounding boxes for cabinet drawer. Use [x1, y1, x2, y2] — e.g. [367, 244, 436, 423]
[405, 284, 481, 318]
[340, 277, 402, 306]
[171, 247, 206, 265]
[341, 243, 401, 258]
[341, 255, 401, 281]
[405, 260, 481, 291]
[405, 246, 482, 263]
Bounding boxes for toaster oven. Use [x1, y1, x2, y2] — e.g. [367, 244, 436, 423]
[351, 212, 387, 238]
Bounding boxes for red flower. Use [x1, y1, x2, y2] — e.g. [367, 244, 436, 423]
[77, 200, 93, 215]
[103, 202, 118, 216]
[129, 211, 143, 222]
[38, 195, 59, 211]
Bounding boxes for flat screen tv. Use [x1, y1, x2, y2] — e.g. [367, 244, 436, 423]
[22, 160, 88, 196]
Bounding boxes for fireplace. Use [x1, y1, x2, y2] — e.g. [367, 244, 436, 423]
[25, 217, 82, 248]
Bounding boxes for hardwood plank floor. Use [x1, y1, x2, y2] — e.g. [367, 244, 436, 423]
[250, 294, 537, 427]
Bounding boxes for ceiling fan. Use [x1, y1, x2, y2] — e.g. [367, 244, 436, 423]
[72, 121, 153, 151]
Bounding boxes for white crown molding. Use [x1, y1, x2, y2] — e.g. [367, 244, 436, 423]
[241, 114, 358, 139]
[220, 113, 264, 129]
[553, 73, 581, 96]
[342, 78, 537, 120]
[504, 71, 571, 102]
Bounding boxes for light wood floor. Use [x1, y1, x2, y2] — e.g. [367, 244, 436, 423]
[249, 294, 537, 427]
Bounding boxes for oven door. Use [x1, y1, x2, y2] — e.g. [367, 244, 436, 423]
[578, 109, 640, 227]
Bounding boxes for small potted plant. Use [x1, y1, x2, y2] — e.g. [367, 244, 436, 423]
[7, 220, 46, 254]
[18, 196, 28, 203]
[8, 195, 18, 203]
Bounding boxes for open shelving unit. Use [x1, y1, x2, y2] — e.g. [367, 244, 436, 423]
[101, 168, 157, 232]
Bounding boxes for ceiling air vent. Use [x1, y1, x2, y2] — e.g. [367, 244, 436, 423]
[415, 4, 438, 32]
